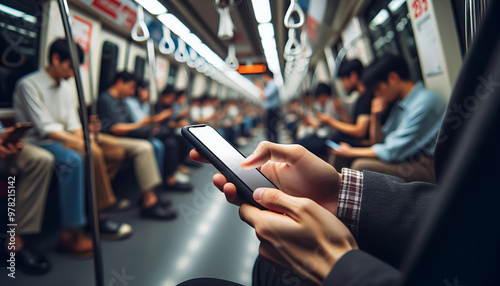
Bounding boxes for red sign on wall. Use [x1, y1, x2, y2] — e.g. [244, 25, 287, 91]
[411, 0, 429, 19]
[90, 0, 137, 30]
[91, 0, 121, 19]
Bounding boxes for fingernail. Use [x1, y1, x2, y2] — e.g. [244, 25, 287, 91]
[254, 188, 265, 201]
[242, 153, 254, 164]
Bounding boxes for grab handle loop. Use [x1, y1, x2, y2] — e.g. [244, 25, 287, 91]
[284, 0, 305, 29]
[159, 26, 175, 54]
[131, 5, 150, 42]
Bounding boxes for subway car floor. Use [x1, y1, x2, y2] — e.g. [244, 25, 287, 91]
[0, 131, 275, 286]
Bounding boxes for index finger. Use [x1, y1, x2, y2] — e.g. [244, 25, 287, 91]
[240, 141, 305, 169]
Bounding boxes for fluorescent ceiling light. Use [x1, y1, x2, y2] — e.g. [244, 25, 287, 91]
[158, 13, 190, 37]
[0, 3, 36, 23]
[370, 9, 389, 27]
[251, 0, 272, 23]
[258, 23, 274, 39]
[0, 3, 24, 17]
[388, 0, 406, 12]
[135, 0, 167, 15]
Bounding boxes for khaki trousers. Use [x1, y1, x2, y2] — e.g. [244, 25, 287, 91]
[351, 156, 436, 183]
[114, 137, 162, 191]
[63, 133, 126, 211]
[0, 143, 53, 234]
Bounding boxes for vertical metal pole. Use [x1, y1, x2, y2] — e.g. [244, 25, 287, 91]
[146, 38, 157, 138]
[56, 1, 104, 286]
[469, 0, 476, 45]
[465, 0, 469, 54]
[88, 48, 97, 115]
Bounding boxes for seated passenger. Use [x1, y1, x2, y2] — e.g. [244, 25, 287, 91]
[315, 59, 391, 147]
[156, 87, 199, 171]
[0, 122, 56, 273]
[97, 72, 191, 192]
[123, 80, 167, 179]
[296, 83, 337, 158]
[13, 38, 134, 241]
[331, 54, 446, 183]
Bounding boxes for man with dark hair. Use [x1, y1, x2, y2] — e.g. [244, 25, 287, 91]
[98, 71, 191, 193]
[315, 59, 378, 147]
[14, 38, 132, 256]
[255, 68, 280, 142]
[331, 54, 446, 183]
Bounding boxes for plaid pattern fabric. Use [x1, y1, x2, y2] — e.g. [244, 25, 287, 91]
[337, 168, 363, 237]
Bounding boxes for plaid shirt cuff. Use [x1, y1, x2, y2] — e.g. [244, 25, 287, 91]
[337, 168, 363, 237]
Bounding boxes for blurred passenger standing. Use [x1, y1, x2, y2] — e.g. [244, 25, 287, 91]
[255, 69, 280, 142]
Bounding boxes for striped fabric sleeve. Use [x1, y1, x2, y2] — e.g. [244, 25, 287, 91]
[337, 168, 364, 237]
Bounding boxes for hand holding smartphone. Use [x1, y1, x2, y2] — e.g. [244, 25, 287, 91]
[1, 122, 33, 146]
[182, 124, 276, 209]
[325, 139, 341, 151]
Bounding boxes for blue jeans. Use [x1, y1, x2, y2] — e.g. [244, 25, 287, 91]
[39, 143, 86, 228]
[150, 138, 165, 177]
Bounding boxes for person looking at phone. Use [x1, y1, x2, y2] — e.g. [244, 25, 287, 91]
[0, 121, 55, 274]
[13, 38, 133, 253]
[330, 54, 446, 183]
[98, 71, 191, 193]
[296, 83, 335, 158]
[314, 59, 392, 147]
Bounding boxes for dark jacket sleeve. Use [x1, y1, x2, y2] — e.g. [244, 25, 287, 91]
[324, 250, 401, 286]
[357, 171, 436, 268]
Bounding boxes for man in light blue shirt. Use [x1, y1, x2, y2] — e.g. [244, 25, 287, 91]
[331, 54, 446, 183]
[255, 69, 280, 142]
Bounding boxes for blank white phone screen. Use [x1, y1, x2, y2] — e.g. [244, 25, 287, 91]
[189, 126, 275, 192]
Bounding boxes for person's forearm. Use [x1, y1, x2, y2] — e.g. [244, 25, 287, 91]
[337, 108, 352, 124]
[370, 114, 383, 145]
[47, 130, 82, 145]
[154, 109, 173, 123]
[348, 147, 378, 158]
[110, 122, 144, 136]
[327, 117, 369, 139]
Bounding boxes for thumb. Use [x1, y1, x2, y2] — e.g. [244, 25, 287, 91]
[254, 188, 302, 221]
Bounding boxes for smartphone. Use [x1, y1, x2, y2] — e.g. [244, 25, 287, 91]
[325, 139, 341, 151]
[182, 124, 276, 209]
[1, 122, 33, 146]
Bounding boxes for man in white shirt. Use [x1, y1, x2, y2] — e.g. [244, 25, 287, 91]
[13, 39, 136, 242]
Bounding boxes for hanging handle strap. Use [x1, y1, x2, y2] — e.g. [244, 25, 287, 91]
[284, 0, 305, 29]
[225, 43, 239, 69]
[131, 5, 150, 42]
[175, 39, 190, 63]
[284, 28, 302, 61]
[159, 26, 175, 54]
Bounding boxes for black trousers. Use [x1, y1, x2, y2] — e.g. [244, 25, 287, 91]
[266, 108, 280, 142]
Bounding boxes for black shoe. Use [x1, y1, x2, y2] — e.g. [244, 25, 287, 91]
[137, 195, 172, 207]
[14, 247, 51, 275]
[86, 219, 133, 240]
[140, 203, 177, 220]
[103, 199, 132, 213]
[163, 181, 192, 192]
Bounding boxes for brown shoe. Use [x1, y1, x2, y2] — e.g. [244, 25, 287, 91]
[56, 231, 93, 259]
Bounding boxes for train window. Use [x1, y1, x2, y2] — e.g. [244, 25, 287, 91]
[98, 41, 119, 92]
[365, 0, 423, 82]
[134, 56, 146, 83]
[0, 0, 42, 107]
